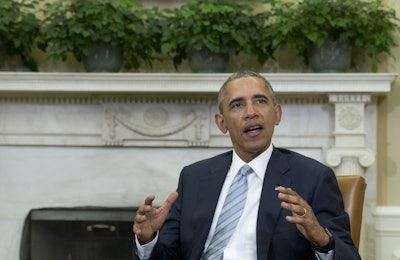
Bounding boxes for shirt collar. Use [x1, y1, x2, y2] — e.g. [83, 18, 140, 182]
[231, 144, 274, 181]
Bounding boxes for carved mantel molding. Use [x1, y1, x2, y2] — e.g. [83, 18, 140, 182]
[0, 72, 395, 93]
[0, 72, 397, 174]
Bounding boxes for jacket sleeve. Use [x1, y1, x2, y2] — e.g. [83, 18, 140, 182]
[311, 168, 361, 260]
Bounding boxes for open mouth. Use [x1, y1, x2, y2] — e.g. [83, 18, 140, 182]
[244, 125, 263, 133]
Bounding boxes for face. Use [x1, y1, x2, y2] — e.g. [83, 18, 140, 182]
[215, 76, 282, 162]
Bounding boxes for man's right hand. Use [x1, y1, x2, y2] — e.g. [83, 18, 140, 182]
[133, 191, 179, 244]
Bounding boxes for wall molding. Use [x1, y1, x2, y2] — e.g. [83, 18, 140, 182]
[373, 206, 400, 260]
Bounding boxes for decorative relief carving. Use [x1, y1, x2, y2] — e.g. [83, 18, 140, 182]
[326, 150, 342, 167]
[277, 95, 327, 105]
[325, 147, 375, 175]
[98, 95, 216, 105]
[105, 108, 119, 144]
[338, 106, 362, 130]
[0, 94, 98, 104]
[117, 108, 197, 137]
[0, 94, 330, 106]
[327, 93, 373, 176]
[359, 149, 376, 167]
[143, 107, 168, 127]
[0, 94, 216, 105]
[329, 94, 371, 103]
[102, 104, 210, 147]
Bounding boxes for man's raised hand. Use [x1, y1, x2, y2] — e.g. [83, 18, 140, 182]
[133, 192, 179, 244]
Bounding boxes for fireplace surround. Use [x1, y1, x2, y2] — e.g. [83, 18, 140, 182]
[0, 72, 397, 259]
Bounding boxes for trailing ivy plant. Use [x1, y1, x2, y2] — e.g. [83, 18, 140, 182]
[268, 0, 400, 71]
[41, 0, 158, 69]
[0, 0, 41, 71]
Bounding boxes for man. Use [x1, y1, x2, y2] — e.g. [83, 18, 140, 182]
[133, 71, 361, 259]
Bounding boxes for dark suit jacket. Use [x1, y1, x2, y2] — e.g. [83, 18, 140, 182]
[140, 147, 361, 260]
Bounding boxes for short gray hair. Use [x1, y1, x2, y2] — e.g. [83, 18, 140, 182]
[218, 70, 276, 113]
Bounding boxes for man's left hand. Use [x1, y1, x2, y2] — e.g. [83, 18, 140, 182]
[275, 186, 330, 247]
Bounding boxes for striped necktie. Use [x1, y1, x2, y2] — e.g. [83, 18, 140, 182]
[203, 164, 253, 259]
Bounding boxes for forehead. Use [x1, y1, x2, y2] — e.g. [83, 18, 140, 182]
[224, 77, 271, 98]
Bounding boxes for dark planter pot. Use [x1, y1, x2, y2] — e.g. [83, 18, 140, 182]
[308, 39, 351, 73]
[0, 45, 5, 68]
[188, 48, 229, 73]
[83, 42, 123, 72]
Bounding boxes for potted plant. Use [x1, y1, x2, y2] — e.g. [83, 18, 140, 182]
[158, 0, 272, 72]
[268, 0, 400, 72]
[40, 0, 158, 72]
[0, 0, 41, 71]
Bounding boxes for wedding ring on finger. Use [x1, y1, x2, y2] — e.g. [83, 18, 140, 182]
[300, 207, 307, 217]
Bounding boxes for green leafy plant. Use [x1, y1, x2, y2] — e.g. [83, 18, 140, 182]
[0, 0, 41, 71]
[41, 0, 158, 69]
[268, 0, 400, 70]
[158, 0, 273, 70]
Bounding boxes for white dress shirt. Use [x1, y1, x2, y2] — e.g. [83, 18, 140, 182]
[135, 144, 333, 259]
[201, 146, 272, 259]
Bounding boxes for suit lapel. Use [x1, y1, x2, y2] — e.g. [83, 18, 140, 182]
[188, 148, 292, 259]
[189, 152, 232, 260]
[257, 148, 291, 259]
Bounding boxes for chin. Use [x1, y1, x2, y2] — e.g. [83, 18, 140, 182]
[246, 146, 267, 155]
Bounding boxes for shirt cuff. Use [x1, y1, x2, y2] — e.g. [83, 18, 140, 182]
[314, 248, 334, 260]
[134, 232, 159, 260]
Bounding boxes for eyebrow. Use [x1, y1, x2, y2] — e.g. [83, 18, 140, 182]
[228, 94, 270, 107]
[254, 94, 269, 100]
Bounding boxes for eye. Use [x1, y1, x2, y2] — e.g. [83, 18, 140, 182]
[230, 101, 244, 109]
[255, 98, 268, 104]
[234, 103, 242, 108]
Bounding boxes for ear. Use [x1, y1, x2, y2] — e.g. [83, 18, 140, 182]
[274, 104, 282, 125]
[214, 113, 228, 134]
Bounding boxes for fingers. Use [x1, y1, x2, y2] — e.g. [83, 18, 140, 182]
[134, 192, 179, 224]
[275, 186, 301, 206]
[165, 191, 179, 207]
[134, 194, 156, 225]
[144, 194, 156, 206]
[275, 186, 327, 244]
[133, 192, 179, 241]
[275, 186, 309, 219]
[156, 191, 179, 215]
[133, 194, 159, 238]
[135, 195, 156, 218]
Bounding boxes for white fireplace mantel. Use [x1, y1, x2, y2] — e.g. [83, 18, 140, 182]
[0, 72, 397, 260]
[0, 72, 395, 93]
[0, 72, 396, 173]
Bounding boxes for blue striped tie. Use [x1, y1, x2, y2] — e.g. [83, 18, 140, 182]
[204, 164, 253, 259]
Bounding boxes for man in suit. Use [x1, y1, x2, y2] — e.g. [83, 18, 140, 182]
[133, 70, 361, 259]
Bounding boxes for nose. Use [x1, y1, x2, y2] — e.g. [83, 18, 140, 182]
[245, 103, 257, 118]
